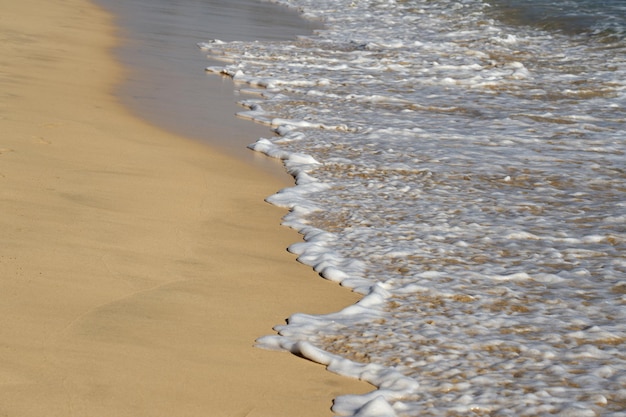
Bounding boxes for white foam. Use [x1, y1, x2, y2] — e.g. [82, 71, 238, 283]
[202, 0, 626, 415]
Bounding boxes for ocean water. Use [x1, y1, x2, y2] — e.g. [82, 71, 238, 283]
[199, 0, 626, 415]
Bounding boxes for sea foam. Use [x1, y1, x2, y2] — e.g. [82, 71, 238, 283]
[200, 0, 625, 415]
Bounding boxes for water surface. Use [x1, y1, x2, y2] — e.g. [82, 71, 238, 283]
[201, 0, 626, 415]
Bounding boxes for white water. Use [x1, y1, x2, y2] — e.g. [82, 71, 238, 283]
[200, 0, 625, 415]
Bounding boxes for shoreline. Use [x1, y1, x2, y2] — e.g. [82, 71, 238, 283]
[0, 0, 370, 415]
[95, 0, 321, 179]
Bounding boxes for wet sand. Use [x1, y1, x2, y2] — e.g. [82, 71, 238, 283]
[0, 0, 370, 416]
[97, 0, 321, 172]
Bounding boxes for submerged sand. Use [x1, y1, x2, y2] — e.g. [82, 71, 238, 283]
[0, 0, 370, 415]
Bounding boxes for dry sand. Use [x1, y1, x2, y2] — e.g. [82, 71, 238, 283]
[0, 0, 370, 415]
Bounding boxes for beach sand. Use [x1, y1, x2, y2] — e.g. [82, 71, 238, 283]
[0, 0, 370, 416]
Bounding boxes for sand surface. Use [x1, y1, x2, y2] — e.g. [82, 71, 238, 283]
[0, 0, 370, 415]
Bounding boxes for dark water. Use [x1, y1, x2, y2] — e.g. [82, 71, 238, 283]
[95, 0, 320, 169]
[486, 0, 626, 40]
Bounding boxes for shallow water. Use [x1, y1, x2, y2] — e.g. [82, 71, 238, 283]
[486, 0, 625, 39]
[200, 0, 626, 415]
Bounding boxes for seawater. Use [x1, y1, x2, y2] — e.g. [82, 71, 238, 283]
[199, 0, 626, 415]
[487, 0, 625, 38]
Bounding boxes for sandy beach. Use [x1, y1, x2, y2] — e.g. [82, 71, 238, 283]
[0, 0, 370, 415]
